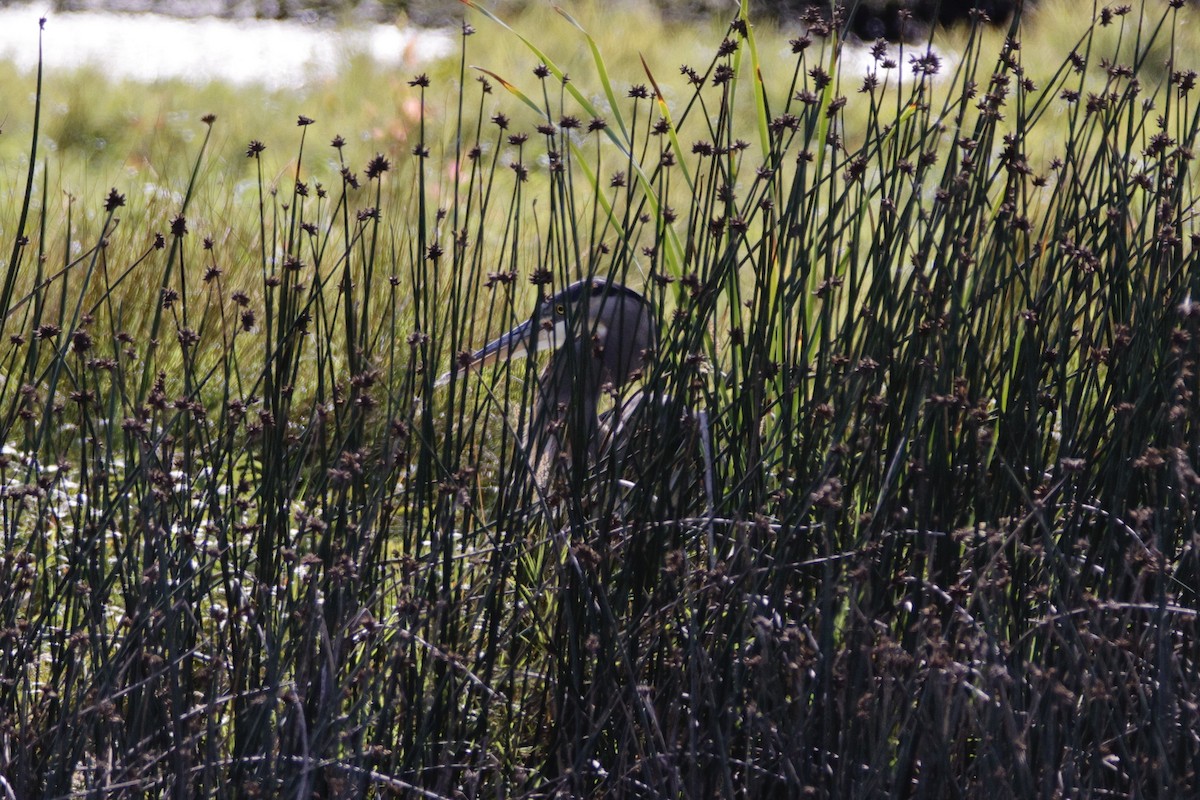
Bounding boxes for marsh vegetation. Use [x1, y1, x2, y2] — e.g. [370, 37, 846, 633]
[0, 1, 1198, 796]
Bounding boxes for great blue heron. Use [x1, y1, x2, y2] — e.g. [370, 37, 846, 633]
[459, 278, 659, 485]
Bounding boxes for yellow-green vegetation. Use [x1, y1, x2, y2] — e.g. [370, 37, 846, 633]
[0, 0, 1198, 796]
[2, 0, 1194, 316]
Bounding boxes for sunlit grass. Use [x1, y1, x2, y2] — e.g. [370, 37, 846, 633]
[4, 0, 1198, 327]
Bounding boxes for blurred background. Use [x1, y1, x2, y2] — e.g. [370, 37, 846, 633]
[5, 0, 1017, 39]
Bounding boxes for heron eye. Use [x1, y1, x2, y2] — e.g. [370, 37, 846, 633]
[555, 303, 565, 315]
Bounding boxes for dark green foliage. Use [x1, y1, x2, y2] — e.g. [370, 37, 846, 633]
[0, 3, 1197, 798]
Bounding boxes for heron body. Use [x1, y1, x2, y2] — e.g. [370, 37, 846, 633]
[464, 278, 657, 484]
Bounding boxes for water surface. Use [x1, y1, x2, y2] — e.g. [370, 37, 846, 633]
[0, 3, 453, 88]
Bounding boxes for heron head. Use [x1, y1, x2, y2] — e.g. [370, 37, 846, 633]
[463, 278, 656, 390]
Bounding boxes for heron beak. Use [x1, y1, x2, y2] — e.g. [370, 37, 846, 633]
[436, 317, 569, 387]
[467, 318, 540, 368]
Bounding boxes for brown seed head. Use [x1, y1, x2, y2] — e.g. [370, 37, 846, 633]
[104, 188, 125, 212]
[365, 154, 390, 179]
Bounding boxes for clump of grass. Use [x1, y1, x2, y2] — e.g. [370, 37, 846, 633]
[0, 1, 1198, 796]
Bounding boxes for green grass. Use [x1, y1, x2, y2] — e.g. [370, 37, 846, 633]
[1, 0, 1198, 796]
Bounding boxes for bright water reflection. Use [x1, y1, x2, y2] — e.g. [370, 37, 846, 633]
[0, 3, 454, 88]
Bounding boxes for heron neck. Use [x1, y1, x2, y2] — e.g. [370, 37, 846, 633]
[531, 347, 603, 475]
